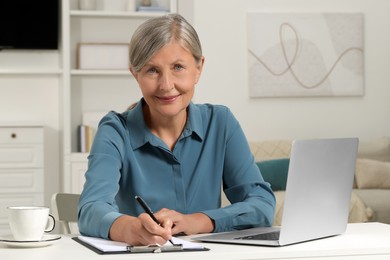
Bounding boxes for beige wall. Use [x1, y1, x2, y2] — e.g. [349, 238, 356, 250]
[190, 0, 390, 142]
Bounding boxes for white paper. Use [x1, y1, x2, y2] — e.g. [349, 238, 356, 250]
[78, 235, 204, 252]
[171, 237, 205, 249]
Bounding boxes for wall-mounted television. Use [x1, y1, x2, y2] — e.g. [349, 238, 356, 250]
[0, 1, 59, 50]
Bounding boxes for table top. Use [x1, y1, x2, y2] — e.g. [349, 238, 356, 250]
[1, 222, 390, 260]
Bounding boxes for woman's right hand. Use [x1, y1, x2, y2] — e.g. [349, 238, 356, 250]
[109, 214, 173, 246]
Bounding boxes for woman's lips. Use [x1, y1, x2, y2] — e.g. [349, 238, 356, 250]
[157, 95, 179, 102]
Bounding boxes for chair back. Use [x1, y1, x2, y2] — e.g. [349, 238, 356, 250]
[51, 193, 80, 234]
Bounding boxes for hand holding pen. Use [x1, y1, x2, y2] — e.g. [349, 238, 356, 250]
[135, 195, 175, 245]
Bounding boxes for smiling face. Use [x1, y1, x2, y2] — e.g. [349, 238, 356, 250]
[131, 40, 204, 122]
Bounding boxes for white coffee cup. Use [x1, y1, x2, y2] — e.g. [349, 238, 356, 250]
[7, 206, 55, 241]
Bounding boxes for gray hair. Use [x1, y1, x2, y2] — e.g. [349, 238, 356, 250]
[129, 14, 202, 72]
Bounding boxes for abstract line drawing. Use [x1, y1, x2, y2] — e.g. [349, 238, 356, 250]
[247, 13, 364, 97]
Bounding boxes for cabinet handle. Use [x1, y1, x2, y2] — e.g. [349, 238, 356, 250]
[11, 133, 17, 139]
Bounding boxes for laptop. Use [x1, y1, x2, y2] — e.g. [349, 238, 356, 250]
[193, 137, 359, 246]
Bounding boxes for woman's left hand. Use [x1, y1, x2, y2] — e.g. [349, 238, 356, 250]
[155, 208, 214, 235]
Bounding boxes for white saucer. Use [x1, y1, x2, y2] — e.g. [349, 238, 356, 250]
[0, 234, 61, 248]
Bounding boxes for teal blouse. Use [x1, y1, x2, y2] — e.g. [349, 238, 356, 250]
[78, 99, 276, 239]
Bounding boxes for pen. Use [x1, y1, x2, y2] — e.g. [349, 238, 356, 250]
[135, 195, 174, 245]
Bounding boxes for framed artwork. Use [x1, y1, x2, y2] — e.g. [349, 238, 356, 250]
[247, 13, 364, 97]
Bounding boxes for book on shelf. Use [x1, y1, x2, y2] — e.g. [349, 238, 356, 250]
[78, 111, 106, 153]
[78, 125, 95, 153]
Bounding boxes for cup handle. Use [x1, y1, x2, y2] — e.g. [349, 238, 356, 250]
[45, 214, 56, 233]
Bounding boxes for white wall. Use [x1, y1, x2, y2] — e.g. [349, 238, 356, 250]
[0, 51, 61, 206]
[190, 0, 390, 142]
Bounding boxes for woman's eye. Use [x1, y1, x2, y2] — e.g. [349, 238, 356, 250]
[174, 64, 184, 71]
[147, 67, 158, 74]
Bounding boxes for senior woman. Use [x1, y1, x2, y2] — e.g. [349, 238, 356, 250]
[78, 13, 275, 246]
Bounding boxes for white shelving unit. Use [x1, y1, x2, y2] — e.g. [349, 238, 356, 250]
[61, 0, 177, 193]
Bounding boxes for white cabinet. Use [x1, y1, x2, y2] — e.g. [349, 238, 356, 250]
[0, 125, 44, 236]
[61, 0, 178, 193]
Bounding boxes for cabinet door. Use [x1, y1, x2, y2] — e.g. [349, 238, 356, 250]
[0, 144, 44, 168]
[71, 162, 88, 194]
[0, 169, 43, 193]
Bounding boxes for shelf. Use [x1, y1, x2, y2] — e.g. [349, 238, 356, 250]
[71, 69, 131, 76]
[0, 69, 62, 75]
[70, 10, 169, 18]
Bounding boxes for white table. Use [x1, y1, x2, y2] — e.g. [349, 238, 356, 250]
[1, 223, 390, 260]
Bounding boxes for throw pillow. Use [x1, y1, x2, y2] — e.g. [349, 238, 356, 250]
[256, 158, 289, 191]
[358, 137, 390, 162]
[355, 158, 390, 189]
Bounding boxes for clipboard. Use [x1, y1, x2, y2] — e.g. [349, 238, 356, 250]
[72, 236, 209, 254]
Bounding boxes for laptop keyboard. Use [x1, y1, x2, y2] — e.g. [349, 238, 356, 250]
[234, 231, 280, 241]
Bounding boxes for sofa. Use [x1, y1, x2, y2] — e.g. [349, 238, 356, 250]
[221, 137, 390, 225]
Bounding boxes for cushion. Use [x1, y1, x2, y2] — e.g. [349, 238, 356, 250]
[256, 159, 289, 191]
[249, 140, 292, 162]
[358, 137, 390, 162]
[355, 158, 390, 189]
[272, 191, 374, 226]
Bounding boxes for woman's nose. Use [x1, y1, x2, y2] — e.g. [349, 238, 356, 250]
[158, 73, 174, 91]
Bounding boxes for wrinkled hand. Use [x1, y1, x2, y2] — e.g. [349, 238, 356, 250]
[154, 208, 214, 235]
[109, 213, 173, 246]
[109, 209, 214, 246]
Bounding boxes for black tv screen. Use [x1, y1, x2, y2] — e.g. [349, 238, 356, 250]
[0, 1, 59, 50]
